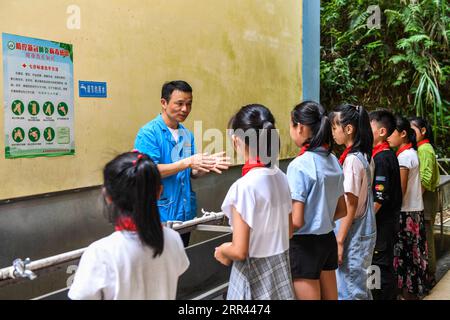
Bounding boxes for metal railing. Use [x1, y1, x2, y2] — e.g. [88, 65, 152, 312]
[434, 159, 450, 241]
[0, 210, 228, 283]
[436, 175, 450, 251]
[437, 158, 450, 175]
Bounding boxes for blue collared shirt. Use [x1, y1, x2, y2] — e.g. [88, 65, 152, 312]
[287, 147, 345, 235]
[134, 114, 197, 222]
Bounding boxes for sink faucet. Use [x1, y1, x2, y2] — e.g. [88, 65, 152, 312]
[12, 258, 37, 280]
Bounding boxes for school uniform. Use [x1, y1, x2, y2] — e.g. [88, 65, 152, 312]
[336, 152, 376, 300]
[286, 147, 344, 280]
[371, 146, 402, 300]
[68, 227, 189, 300]
[394, 148, 430, 297]
[221, 166, 295, 300]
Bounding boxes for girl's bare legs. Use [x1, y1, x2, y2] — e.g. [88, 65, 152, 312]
[320, 270, 338, 300]
[293, 279, 321, 300]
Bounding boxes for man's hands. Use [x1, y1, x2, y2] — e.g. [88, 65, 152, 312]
[186, 152, 231, 175]
[210, 152, 232, 174]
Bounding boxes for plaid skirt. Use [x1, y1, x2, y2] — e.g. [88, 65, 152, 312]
[226, 250, 295, 300]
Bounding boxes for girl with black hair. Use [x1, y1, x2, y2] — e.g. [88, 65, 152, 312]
[388, 116, 429, 299]
[287, 101, 347, 300]
[330, 104, 376, 300]
[68, 151, 189, 300]
[409, 116, 440, 282]
[214, 104, 295, 300]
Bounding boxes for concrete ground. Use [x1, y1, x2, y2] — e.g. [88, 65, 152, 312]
[426, 247, 450, 300]
[436, 250, 450, 283]
[425, 231, 450, 299]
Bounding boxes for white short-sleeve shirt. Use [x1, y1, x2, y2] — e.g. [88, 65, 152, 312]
[68, 227, 189, 300]
[342, 154, 375, 219]
[398, 148, 424, 212]
[221, 166, 292, 258]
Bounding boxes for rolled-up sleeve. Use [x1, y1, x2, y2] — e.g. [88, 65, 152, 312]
[134, 127, 162, 164]
[287, 163, 313, 203]
[343, 156, 364, 197]
[221, 182, 256, 229]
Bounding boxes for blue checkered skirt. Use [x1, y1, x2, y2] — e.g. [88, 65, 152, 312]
[226, 250, 295, 300]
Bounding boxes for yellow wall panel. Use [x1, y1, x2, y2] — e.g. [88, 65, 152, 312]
[0, 0, 302, 199]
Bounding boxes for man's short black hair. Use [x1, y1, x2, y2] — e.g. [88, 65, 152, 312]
[369, 109, 396, 136]
[161, 80, 192, 102]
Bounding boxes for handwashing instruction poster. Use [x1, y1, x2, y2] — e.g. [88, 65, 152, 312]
[2, 33, 74, 158]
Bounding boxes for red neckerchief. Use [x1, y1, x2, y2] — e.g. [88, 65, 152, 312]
[372, 141, 390, 158]
[338, 145, 353, 165]
[298, 144, 310, 157]
[417, 139, 430, 148]
[298, 144, 329, 157]
[115, 216, 137, 232]
[396, 143, 413, 157]
[242, 157, 266, 176]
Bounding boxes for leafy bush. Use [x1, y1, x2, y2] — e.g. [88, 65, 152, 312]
[320, 0, 449, 157]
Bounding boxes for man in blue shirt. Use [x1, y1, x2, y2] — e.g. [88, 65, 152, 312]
[134, 80, 230, 246]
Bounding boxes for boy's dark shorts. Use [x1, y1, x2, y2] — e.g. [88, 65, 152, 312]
[289, 231, 338, 280]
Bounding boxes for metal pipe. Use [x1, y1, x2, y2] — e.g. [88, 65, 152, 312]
[0, 210, 226, 281]
[0, 248, 85, 281]
[170, 210, 225, 231]
[195, 225, 232, 233]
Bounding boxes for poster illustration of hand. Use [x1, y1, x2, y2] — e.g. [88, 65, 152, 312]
[2, 33, 74, 159]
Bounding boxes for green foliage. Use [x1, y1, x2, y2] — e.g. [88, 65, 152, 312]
[321, 0, 450, 156]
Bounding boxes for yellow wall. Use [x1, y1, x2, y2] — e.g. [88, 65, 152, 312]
[0, 0, 302, 200]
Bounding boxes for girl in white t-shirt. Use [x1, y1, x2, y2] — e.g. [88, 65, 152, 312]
[388, 116, 429, 299]
[330, 104, 376, 300]
[68, 151, 189, 300]
[214, 104, 295, 300]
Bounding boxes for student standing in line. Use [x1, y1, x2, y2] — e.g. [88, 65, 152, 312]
[214, 104, 295, 300]
[369, 110, 402, 300]
[287, 101, 347, 300]
[330, 104, 376, 300]
[410, 116, 440, 284]
[68, 152, 189, 300]
[388, 116, 430, 299]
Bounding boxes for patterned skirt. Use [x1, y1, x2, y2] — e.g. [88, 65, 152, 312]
[226, 250, 295, 300]
[393, 210, 430, 297]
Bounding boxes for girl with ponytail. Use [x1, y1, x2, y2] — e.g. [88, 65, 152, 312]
[69, 151, 189, 300]
[388, 116, 430, 299]
[215, 104, 295, 300]
[330, 103, 376, 300]
[409, 116, 440, 283]
[287, 101, 347, 300]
